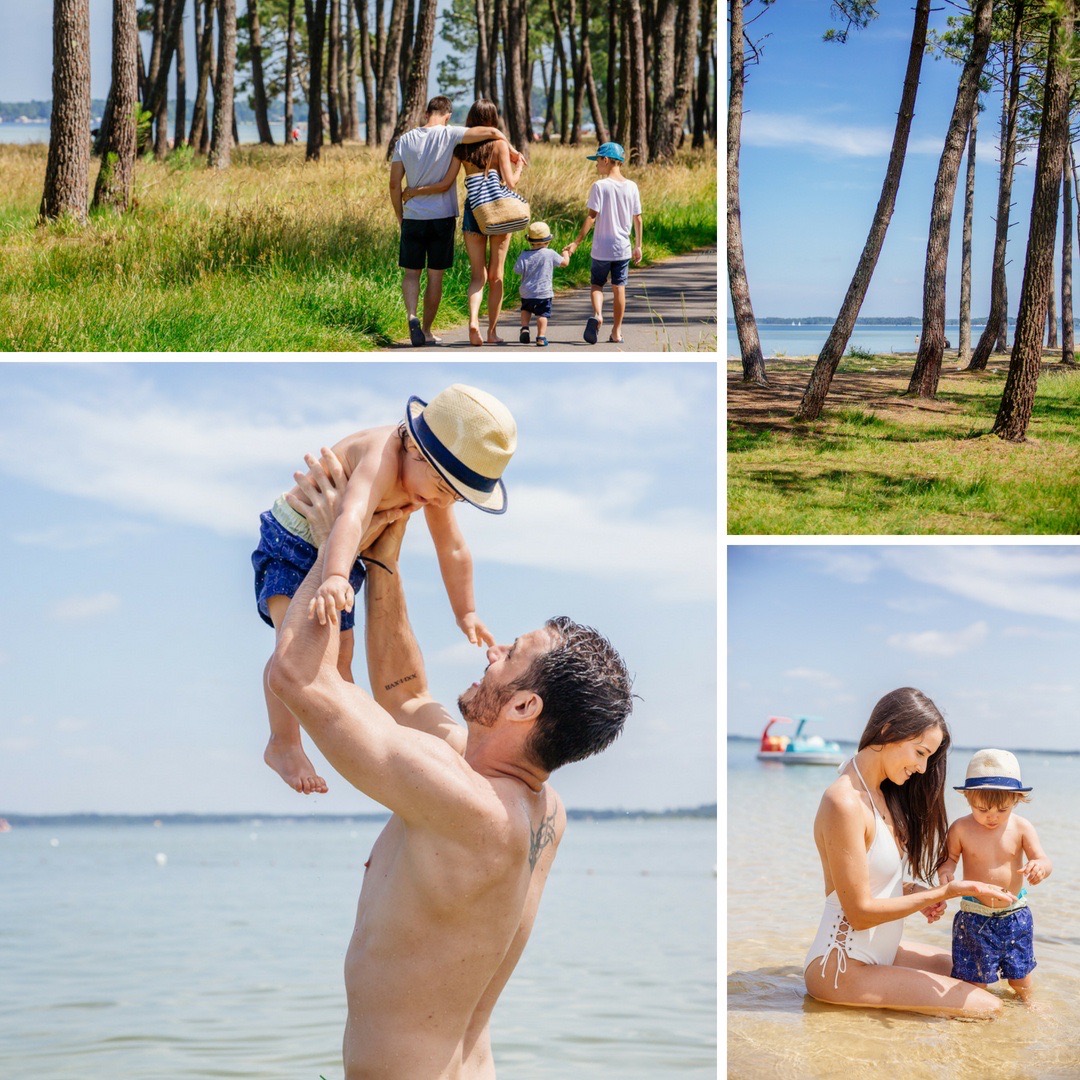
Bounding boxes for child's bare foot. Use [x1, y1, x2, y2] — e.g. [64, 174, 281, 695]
[469, 326, 484, 347]
[264, 739, 328, 794]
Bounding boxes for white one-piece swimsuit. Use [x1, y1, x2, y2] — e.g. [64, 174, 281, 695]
[804, 758, 906, 988]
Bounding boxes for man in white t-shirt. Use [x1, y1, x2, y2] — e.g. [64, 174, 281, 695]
[389, 96, 506, 346]
[566, 143, 643, 345]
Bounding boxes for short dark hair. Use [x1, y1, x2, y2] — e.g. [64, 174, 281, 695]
[516, 616, 633, 773]
[426, 96, 454, 117]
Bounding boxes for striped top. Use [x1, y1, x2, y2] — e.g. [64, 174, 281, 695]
[464, 168, 526, 209]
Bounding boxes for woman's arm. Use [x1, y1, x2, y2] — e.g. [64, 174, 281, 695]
[494, 141, 525, 190]
[818, 788, 1015, 931]
[403, 156, 462, 201]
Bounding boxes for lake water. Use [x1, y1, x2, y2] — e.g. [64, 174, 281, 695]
[0, 816, 716, 1079]
[0, 122, 297, 146]
[725, 323, 1018, 359]
[727, 738, 1080, 1079]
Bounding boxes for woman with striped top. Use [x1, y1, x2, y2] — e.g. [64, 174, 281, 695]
[403, 99, 526, 346]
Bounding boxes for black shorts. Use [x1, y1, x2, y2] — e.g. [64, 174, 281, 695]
[399, 217, 457, 271]
[521, 296, 553, 318]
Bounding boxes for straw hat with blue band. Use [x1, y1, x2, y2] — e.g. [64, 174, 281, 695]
[406, 385, 517, 514]
[953, 748, 1032, 792]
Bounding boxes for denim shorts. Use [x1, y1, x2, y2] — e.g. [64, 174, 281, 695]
[462, 198, 480, 235]
[950, 905, 1035, 984]
[521, 296, 553, 318]
[591, 257, 630, 287]
[251, 511, 367, 632]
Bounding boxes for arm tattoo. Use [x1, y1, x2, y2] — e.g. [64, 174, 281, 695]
[383, 673, 418, 692]
[528, 806, 559, 871]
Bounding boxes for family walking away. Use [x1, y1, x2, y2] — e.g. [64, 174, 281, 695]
[251, 415, 633, 1077]
[803, 688, 1052, 1019]
[251, 383, 517, 794]
[389, 96, 644, 347]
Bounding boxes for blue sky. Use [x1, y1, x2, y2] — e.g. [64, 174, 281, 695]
[728, 544, 1080, 751]
[734, 3, 1052, 318]
[0, 361, 717, 816]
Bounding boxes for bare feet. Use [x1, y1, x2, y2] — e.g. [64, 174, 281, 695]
[264, 738, 328, 794]
[487, 329, 505, 344]
[469, 326, 484, 347]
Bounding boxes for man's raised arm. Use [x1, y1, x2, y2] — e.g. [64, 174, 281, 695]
[364, 518, 468, 753]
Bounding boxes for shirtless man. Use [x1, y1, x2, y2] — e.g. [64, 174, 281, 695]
[267, 453, 632, 1079]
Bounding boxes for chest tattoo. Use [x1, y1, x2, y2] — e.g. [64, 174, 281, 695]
[528, 806, 559, 871]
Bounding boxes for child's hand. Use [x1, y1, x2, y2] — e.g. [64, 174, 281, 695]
[632, 245, 643, 265]
[1021, 859, 1052, 885]
[920, 899, 948, 923]
[459, 613, 495, 648]
[309, 574, 353, 626]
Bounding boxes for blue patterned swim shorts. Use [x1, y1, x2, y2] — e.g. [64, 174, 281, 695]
[951, 905, 1035, 984]
[251, 510, 367, 632]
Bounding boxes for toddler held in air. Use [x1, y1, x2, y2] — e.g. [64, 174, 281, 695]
[251, 384, 517, 794]
[937, 749, 1052, 1002]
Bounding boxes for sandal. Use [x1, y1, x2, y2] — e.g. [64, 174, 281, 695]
[536, 336, 548, 347]
[408, 317, 425, 348]
[519, 327, 531, 343]
[584, 316, 600, 345]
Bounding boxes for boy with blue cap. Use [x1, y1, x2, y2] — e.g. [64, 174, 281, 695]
[251, 384, 517, 795]
[566, 142, 643, 345]
[937, 749, 1053, 1002]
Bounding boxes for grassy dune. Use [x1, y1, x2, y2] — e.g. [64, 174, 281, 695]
[727, 356, 1080, 535]
[0, 142, 717, 351]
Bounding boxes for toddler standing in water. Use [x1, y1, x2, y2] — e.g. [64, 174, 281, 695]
[251, 384, 517, 794]
[937, 749, 1053, 1001]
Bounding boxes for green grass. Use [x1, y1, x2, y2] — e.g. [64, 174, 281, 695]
[727, 357, 1080, 534]
[0, 142, 717, 350]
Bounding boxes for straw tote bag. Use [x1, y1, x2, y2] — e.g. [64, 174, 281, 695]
[466, 170, 530, 235]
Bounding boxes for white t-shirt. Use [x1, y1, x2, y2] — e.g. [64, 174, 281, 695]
[586, 177, 642, 261]
[513, 247, 564, 299]
[391, 124, 468, 220]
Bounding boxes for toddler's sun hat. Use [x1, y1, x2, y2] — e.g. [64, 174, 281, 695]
[406, 385, 517, 514]
[953, 748, 1032, 793]
[527, 221, 552, 245]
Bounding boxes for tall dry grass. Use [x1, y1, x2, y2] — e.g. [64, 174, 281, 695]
[0, 141, 717, 351]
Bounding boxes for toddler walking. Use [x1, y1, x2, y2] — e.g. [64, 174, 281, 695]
[513, 221, 570, 346]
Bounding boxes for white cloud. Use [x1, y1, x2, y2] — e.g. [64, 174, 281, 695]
[884, 548, 1080, 623]
[784, 667, 843, 690]
[807, 550, 879, 584]
[14, 521, 154, 551]
[56, 717, 90, 733]
[887, 621, 989, 658]
[742, 112, 944, 159]
[50, 592, 121, 622]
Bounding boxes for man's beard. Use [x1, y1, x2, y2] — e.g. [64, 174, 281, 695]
[458, 678, 512, 728]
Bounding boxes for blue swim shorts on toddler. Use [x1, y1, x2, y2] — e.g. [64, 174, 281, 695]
[251, 510, 367, 632]
[950, 904, 1035, 984]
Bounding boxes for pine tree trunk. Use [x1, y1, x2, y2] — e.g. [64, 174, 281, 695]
[606, 0, 617, 137]
[502, 0, 531, 153]
[346, 0, 359, 139]
[92, 0, 139, 214]
[550, 0, 568, 142]
[1047, 263, 1058, 348]
[474, 0, 490, 99]
[616, 14, 629, 147]
[249, 0, 275, 142]
[958, 109, 977, 366]
[356, 0, 376, 144]
[580, 0, 608, 144]
[794, 0, 930, 421]
[399, 0, 415, 101]
[190, 0, 214, 150]
[648, 0, 677, 161]
[488, 0, 502, 110]
[969, 3, 1024, 370]
[374, 0, 387, 140]
[377, 0, 406, 143]
[692, 0, 713, 149]
[328, 0, 342, 143]
[726, 0, 765, 385]
[906, 0, 992, 399]
[387, 0, 437, 153]
[285, 0, 296, 141]
[40, 0, 91, 223]
[625, 0, 647, 163]
[567, 0, 581, 144]
[305, 0, 328, 159]
[209, 0, 237, 167]
[1065, 147, 1077, 365]
[174, 3, 187, 147]
[993, 2, 1075, 442]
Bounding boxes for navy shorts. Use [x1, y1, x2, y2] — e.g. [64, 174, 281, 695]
[462, 199, 480, 235]
[399, 216, 456, 271]
[521, 296, 553, 318]
[251, 511, 367, 633]
[951, 906, 1035, 984]
[591, 257, 630, 287]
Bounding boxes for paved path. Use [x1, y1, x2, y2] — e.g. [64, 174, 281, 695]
[393, 246, 718, 352]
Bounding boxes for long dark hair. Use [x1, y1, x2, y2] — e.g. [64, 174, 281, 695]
[454, 99, 501, 171]
[858, 687, 951, 883]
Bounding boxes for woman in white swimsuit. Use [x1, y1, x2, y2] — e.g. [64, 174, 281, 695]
[804, 687, 1015, 1018]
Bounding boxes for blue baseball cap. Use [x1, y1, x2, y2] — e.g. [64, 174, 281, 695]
[587, 142, 625, 162]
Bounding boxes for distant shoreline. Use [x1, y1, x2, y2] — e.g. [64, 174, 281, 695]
[751, 316, 1027, 326]
[0, 805, 717, 826]
[728, 735, 1078, 754]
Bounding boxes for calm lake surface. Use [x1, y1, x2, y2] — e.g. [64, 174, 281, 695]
[727, 738, 1080, 1079]
[0, 122, 285, 146]
[0, 817, 716, 1079]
